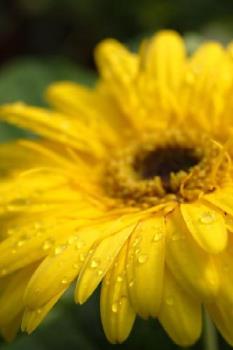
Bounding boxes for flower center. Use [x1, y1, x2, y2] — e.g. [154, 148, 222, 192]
[134, 146, 200, 187]
[104, 130, 231, 208]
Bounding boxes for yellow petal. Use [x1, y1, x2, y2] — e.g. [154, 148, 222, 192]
[166, 207, 219, 300]
[213, 235, 233, 304]
[22, 289, 65, 334]
[140, 30, 186, 90]
[46, 82, 121, 147]
[75, 223, 136, 304]
[158, 269, 202, 347]
[207, 300, 233, 346]
[0, 215, 83, 276]
[180, 42, 232, 131]
[100, 245, 135, 343]
[0, 103, 105, 158]
[1, 313, 22, 342]
[24, 215, 141, 309]
[126, 215, 165, 318]
[0, 264, 35, 327]
[180, 202, 227, 253]
[204, 186, 233, 216]
[95, 39, 138, 85]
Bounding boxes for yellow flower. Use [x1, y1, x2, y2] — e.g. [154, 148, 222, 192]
[0, 30, 233, 346]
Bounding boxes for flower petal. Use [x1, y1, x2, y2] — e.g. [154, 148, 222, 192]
[75, 223, 136, 304]
[0, 264, 35, 328]
[0, 313, 22, 342]
[95, 39, 138, 85]
[24, 215, 141, 309]
[207, 300, 233, 346]
[0, 103, 106, 158]
[180, 202, 227, 253]
[158, 269, 202, 347]
[100, 245, 135, 343]
[166, 207, 219, 299]
[126, 215, 166, 318]
[22, 289, 65, 334]
[140, 30, 186, 90]
[204, 186, 233, 216]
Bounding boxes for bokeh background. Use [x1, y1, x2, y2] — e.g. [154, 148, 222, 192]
[0, 0, 233, 349]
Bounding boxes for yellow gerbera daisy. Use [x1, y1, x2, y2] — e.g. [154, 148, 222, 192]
[0, 30, 233, 347]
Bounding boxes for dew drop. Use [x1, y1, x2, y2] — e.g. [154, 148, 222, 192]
[132, 236, 141, 247]
[152, 232, 163, 242]
[129, 280, 134, 288]
[73, 263, 79, 269]
[97, 269, 103, 276]
[42, 239, 53, 251]
[17, 237, 27, 247]
[36, 308, 42, 315]
[137, 254, 148, 264]
[54, 244, 66, 256]
[117, 275, 123, 283]
[90, 259, 99, 269]
[111, 302, 118, 313]
[61, 278, 68, 285]
[199, 211, 216, 224]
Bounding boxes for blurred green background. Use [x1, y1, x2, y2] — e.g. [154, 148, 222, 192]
[0, 0, 233, 349]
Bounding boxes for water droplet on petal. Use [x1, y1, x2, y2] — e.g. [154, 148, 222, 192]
[17, 235, 28, 247]
[137, 254, 148, 264]
[90, 258, 99, 269]
[129, 280, 134, 288]
[117, 275, 123, 283]
[97, 269, 103, 276]
[199, 211, 216, 224]
[132, 236, 141, 247]
[153, 232, 163, 242]
[111, 302, 118, 313]
[42, 239, 53, 251]
[54, 244, 66, 256]
[36, 308, 42, 315]
[61, 278, 68, 284]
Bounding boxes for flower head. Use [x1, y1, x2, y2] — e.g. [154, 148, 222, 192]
[0, 30, 233, 346]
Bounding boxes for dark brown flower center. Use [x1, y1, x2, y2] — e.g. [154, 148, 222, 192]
[134, 146, 200, 184]
[104, 130, 231, 208]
